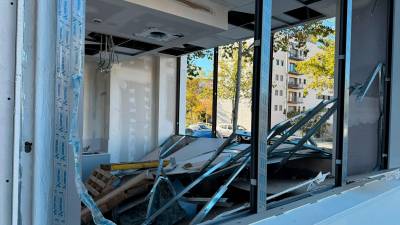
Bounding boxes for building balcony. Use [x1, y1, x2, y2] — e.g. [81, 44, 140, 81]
[288, 70, 302, 75]
[288, 98, 303, 104]
[289, 53, 305, 61]
[288, 82, 304, 89]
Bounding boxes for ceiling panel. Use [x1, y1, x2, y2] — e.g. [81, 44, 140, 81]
[86, 0, 339, 57]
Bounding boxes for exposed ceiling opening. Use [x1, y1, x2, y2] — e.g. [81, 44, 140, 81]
[228, 11, 255, 31]
[85, 0, 338, 57]
[284, 6, 324, 21]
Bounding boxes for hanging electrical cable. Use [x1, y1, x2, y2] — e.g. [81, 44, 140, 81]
[97, 34, 119, 72]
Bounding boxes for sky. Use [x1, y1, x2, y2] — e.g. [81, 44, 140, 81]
[191, 18, 336, 75]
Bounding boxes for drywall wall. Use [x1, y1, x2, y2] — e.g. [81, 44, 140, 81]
[155, 56, 177, 144]
[107, 55, 177, 163]
[123, 0, 228, 30]
[108, 56, 157, 163]
[347, 0, 389, 175]
[0, 2, 16, 225]
[83, 59, 110, 153]
[178, 56, 188, 134]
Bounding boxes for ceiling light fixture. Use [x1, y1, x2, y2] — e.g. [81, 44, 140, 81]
[92, 18, 103, 24]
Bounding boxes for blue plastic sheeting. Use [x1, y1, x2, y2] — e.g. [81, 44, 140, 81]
[71, 75, 116, 225]
[55, 0, 115, 224]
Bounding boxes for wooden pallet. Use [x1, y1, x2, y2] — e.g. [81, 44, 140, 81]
[85, 168, 117, 200]
[81, 171, 154, 224]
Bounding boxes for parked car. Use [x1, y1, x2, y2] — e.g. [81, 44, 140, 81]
[186, 123, 213, 138]
[217, 124, 251, 143]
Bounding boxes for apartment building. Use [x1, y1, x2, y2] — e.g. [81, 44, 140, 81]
[271, 42, 334, 127]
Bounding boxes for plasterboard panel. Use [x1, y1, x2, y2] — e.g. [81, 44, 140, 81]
[217, 26, 254, 41]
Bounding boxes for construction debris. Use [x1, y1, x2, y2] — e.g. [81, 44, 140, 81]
[100, 160, 171, 171]
[82, 95, 340, 224]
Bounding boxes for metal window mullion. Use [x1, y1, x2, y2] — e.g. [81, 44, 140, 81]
[251, 0, 272, 213]
[335, 0, 352, 187]
[212, 48, 219, 138]
[175, 57, 181, 135]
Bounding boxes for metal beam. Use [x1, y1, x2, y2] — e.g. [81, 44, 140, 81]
[212, 48, 219, 138]
[251, 0, 272, 213]
[175, 57, 181, 135]
[382, 0, 394, 169]
[335, 0, 352, 187]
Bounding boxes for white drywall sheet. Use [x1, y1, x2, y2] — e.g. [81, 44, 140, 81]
[0, 2, 16, 225]
[109, 57, 157, 163]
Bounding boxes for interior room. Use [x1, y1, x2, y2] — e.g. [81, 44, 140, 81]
[2, 0, 398, 225]
[77, 0, 394, 224]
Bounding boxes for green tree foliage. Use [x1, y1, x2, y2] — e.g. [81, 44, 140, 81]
[185, 77, 213, 125]
[218, 41, 253, 107]
[273, 20, 334, 54]
[296, 40, 335, 94]
[187, 49, 213, 78]
[185, 19, 334, 127]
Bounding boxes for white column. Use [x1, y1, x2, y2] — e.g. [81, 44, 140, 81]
[32, 0, 57, 225]
[179, 55, 188, 134]
[0, 1, 17, 225]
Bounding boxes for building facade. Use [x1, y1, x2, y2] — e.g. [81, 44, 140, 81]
[271, 42, 334, 127]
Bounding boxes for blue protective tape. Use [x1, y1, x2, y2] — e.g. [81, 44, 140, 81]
[70, 75, 116, 225]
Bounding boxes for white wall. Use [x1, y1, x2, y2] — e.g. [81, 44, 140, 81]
[271, 50, 288, 126]
[83, 59, 110, 153]
[156, 56, 177, 144]
[0, 2, 16, 225]
[218, 99, 252, 130]
[106, 55, 177, 163]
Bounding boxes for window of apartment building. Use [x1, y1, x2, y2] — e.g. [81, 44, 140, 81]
[303, 106, 306, 111]
[276, 59, 279, 66]
[275, 90, 279, 96]
[279, 105, 283, 111]
[279, 90, 283, 96]
[281, 60, 284, 66]
[304, 79, 306, 84]
[288, 106, 295, 112]
[274, 105, 278, 111]
[298, 92, 301, 98]
[275, 74, 279, 81]
[280, 75, 283, 81]
[289, 63, 296, 73]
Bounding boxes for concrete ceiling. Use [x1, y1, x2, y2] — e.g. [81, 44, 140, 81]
[85, 0, 371, 58]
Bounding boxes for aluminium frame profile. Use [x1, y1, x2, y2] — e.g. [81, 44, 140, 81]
[143, 147, 251, 225]
[250, 0, 272, 213]
[334, 0, 352, 187]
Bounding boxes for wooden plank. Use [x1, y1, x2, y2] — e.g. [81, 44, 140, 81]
[88, 175, 106, 188]
[81, 171, 153, 223]
[86, 184, 100, 197]
[100, 160, 169, 171]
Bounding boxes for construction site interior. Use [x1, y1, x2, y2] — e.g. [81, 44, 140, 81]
[2, 0, 400, 225]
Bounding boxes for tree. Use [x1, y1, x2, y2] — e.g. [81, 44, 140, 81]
[273, 20, 334, 54]
[218, 41, 253, 110]
[187, 49, 213, 78]
[187, 20, 334, 79]
[185, 77, 213, 125]
[296, 40, 335, 94]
